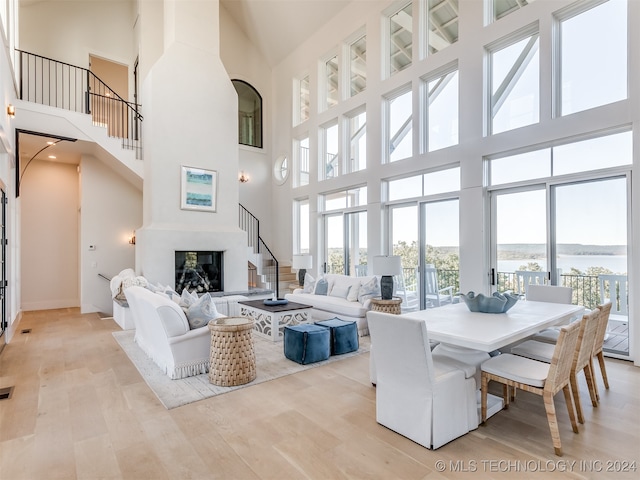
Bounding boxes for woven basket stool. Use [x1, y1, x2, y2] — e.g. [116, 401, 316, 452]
[208, 317, 256, 386]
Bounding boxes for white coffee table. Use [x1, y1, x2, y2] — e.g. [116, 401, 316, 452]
[239, 299, 312, 341]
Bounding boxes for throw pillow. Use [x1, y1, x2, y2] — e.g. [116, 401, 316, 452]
[314, 276, 329, 295]
[358, 277, 380, 303]
[179, 288, 199, 309]
[185, 293, 225, 329]
[329, 284, 351, 299]
[303, 273, 316, 293]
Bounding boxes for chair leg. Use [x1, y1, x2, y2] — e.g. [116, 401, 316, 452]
[543, 390, 563, 456]
[563, 385, 579, 434]
[481, 374, 488, 423]
[597, 351, 610, 390]
[583, 363, 599, 407]
[570, 373, 585, 424]
[589, 358, 601, 402]
[502, 384, 510, 409]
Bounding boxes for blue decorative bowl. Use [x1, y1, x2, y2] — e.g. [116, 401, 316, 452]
[459, 291, 519, 313]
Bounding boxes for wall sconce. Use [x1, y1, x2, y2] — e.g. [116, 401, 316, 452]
[7, 105, 15, 117]
[239, 171, 249, 183]
[128, 232, 136, 245]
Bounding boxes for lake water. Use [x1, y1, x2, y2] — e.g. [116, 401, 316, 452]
[498, 255, 628, 275]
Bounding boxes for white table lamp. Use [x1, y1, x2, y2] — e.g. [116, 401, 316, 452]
[372, 255, 402, 300]
[292, 254, 313, 286]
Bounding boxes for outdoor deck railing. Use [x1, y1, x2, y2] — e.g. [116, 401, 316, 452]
[322, 265, 626, 314]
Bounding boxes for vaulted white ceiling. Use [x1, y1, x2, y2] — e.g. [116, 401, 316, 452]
[221, 0, 352, 67]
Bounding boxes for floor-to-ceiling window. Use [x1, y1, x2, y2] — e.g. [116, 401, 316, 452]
[386, 168, 460, 311]
[488, 130, 632, 357]
[321, 187, 367, 275]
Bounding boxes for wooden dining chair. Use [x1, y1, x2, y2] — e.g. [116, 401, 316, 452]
[592, 301, 613, 400]
[481, 320, 581, 456]
[510, 308, 601, 423]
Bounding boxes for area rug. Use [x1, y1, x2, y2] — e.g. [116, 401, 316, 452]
[112, 330, 370, 410]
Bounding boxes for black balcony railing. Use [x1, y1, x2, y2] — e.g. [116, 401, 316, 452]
[17, 50, 143, 158]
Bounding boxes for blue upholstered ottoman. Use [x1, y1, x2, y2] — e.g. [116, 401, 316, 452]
[315, 318, 359, 355]
[284, 324, 330, 365]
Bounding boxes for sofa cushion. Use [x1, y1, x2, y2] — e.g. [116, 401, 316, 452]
[330, 275, 362, 302]
[286, 292, 369, 318]
[185, 293, 225, 329]
[329, 284, 351, 299]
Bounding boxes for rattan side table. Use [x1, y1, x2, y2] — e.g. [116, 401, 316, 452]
[370, 297, 403, 315]
[208, 317, 256, 386]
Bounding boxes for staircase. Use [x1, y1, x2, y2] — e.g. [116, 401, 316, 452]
[239, 204, 284, 298]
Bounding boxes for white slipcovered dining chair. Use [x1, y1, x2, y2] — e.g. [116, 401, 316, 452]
[367, 311, 478, 449]
[481, 320, 581, 456]
[510, 308, 601, 424]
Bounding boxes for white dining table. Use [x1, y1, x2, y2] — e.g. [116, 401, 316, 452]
[402, 300, 584, 421]
[402, 300, 584, 353]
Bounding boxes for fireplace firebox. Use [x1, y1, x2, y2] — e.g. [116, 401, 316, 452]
[175, 251, 223, 293]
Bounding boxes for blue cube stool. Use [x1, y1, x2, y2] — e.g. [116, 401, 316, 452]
[315, 318, 359, 355]
[284, 324, 330, 365]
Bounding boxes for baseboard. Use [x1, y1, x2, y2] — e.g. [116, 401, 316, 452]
[21, 299, 80, 311]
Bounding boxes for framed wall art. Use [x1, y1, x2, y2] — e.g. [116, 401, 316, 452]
[180, 166, 218, 212]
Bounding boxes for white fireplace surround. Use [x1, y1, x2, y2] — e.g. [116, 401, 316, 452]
[134, 225, 248, 293]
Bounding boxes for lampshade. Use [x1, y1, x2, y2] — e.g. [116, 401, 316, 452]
[371, 255, 402, 276]
[292, 254, 313, 270]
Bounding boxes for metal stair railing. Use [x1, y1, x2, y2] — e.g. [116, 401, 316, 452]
[239, 204, 279, 297]
[17, 50, 143, 159]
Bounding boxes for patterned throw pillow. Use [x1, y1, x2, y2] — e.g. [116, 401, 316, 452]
[303, 273, 316, 293]
[179, 288, 199, 309]
[358, 277, 380, 303]
[185, 293, 225, 329]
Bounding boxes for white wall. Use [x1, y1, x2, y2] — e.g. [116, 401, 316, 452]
[220, 4, 274, 250]
[19, 0, 135, 74]
[20, 159, 79, 310]
[80, 155, 142, 315]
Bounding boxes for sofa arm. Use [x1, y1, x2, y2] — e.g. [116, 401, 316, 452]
[362, 298, 373, 310]
[292, 288, 304, 294]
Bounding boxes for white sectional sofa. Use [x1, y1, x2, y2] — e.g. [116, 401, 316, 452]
[285, 273, 380, 336]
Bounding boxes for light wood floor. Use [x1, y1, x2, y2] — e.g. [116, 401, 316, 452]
[1, 309, 638, 479]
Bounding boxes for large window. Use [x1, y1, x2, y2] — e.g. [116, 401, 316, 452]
[386, 88, 413, 162]
[321, 120, 339, 179]
[322, 187, 368, 275]
[388, 168, 460, 201]
[232, 80, 262, 148]
[347, 108, 367, 173]
[492, 0, 530, 22]
[296, 74, 310, 125]
[557, 0, 627, 116]
[487, 130, 631, 356]
[295, 135, 310, 187]
[349, 34, 367, 96]
[488, 130, 632, 186]
[294, 198, 310, 254]
[488, 30, 539, 134]
[425, 67, 459, 151]
[427, 0, 459, 54]
[324, 55, 339, 110]
[389, 3, 413, 76]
